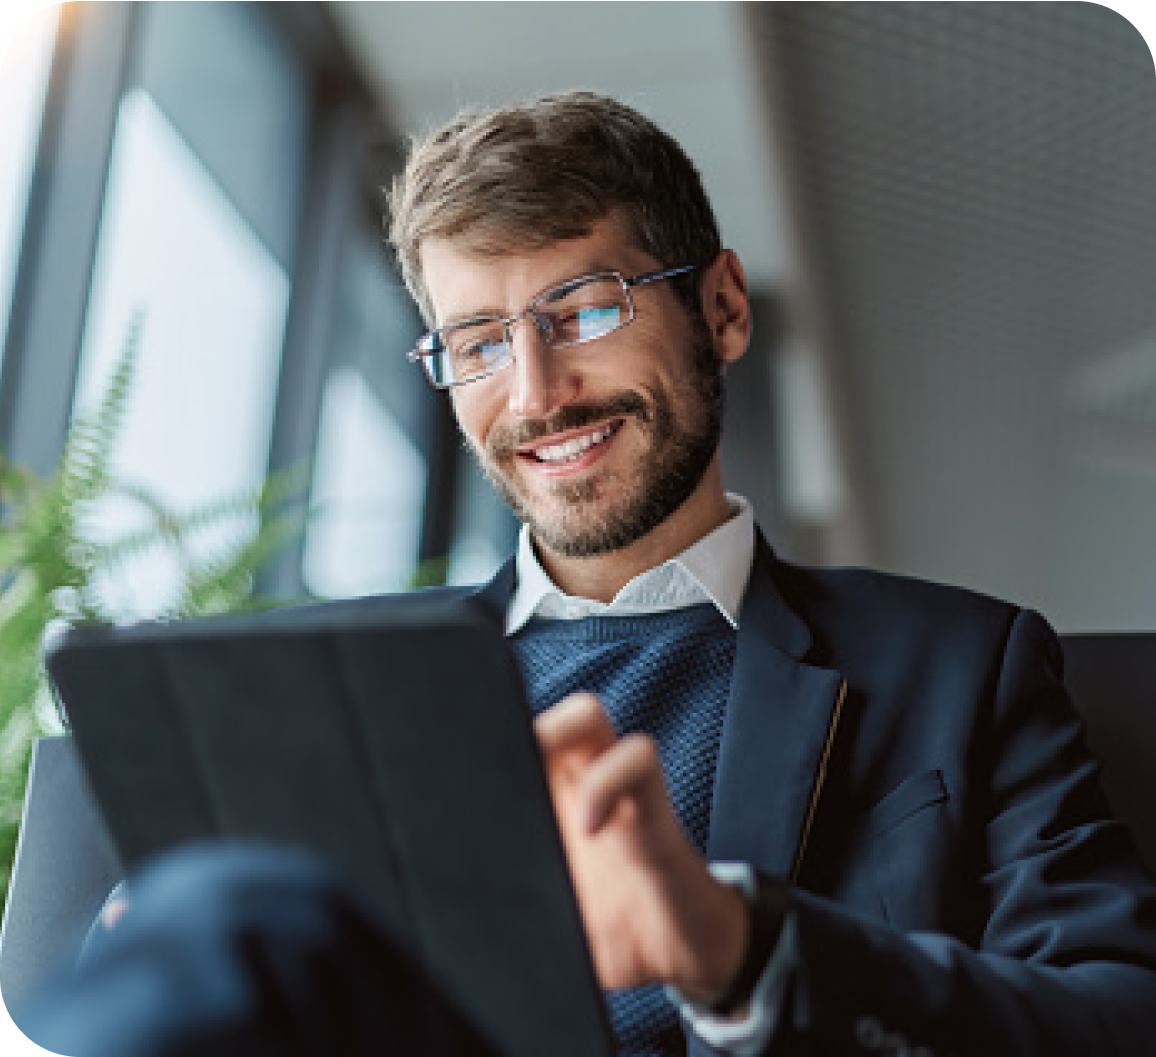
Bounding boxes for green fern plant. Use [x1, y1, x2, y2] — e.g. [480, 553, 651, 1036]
[0, 317, 305, 897]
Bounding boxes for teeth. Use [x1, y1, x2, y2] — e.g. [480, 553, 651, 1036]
[534, 424, 615, 463]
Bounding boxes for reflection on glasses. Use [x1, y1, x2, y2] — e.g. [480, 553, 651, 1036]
[407, 265, 697, 389]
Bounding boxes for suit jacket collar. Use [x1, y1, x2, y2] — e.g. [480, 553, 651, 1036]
[741, 532, 813, 660]
[469, 556, 516, 625]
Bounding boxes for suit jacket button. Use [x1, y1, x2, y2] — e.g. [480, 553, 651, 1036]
[855, 1015, 884, 1048]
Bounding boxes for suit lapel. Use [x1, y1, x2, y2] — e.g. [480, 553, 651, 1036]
[707, 541, 847, 884]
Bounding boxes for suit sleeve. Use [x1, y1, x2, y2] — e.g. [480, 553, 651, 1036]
[756, 608, 1156, 1056]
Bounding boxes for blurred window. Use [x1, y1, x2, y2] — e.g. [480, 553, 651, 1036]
[304, 365, 427, 597]
[301, 216, 430, 598]
[73, 88, 289, 616]
[71, 1, 310, 617]
[0, 5, 59, 377]
[131, 1, 307, 270]
[448, 460, 515, 587]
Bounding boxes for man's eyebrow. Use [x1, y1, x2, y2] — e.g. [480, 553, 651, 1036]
[439, 310, 504, 330]
[436, 264, 624, 330]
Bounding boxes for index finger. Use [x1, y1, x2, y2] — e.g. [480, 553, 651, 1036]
[534, 692, 617, 759]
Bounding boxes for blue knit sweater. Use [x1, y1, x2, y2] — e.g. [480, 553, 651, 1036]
[511, 604, 738, 1056]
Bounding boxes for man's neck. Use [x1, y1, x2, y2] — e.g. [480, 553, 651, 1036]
[533, 473, 734, 603]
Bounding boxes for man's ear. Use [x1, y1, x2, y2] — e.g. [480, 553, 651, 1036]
[701, 249, 752, 367]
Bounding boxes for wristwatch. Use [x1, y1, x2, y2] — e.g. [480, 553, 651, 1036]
[708, 871, 791, 1017]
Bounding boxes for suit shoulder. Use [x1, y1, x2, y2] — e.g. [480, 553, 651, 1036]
[771, 556, 1028, 647]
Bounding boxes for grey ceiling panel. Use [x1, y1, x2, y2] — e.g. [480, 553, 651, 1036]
[751, 3, 1156, 629]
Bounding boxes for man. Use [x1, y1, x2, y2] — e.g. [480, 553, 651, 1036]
[23, 91, 1156, 1056]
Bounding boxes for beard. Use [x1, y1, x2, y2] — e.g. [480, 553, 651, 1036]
[466, 316, 724, 558]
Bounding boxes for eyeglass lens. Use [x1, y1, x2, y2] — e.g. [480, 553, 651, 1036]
[431, 274, 631, 386]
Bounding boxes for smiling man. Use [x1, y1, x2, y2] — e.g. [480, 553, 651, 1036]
[20, 91, 1156, 1057]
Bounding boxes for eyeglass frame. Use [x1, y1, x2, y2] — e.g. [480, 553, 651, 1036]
[406, 263, 699, 389]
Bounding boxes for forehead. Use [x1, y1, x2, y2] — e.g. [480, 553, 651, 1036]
[420, 214, 658, 326]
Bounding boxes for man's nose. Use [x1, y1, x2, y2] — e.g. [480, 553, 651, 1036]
[506, 315, 576, 418]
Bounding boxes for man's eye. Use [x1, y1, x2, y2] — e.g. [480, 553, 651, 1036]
[456, 339, 503, 362]
[554, 306, 620, 339]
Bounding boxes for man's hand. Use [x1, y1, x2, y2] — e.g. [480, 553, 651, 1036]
[534, 692, 749, 1003]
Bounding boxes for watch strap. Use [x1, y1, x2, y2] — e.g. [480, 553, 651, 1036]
[708, 872, 791, 1017]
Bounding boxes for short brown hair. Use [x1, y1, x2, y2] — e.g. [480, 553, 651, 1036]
[387, 91, 722, 324]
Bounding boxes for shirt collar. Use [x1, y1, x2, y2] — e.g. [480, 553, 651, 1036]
[505, 494, 755, 635]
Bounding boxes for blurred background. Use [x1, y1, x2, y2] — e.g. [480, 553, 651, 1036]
[1, 1, 1154, 631]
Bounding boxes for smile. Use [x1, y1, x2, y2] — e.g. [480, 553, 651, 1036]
[523, 421, 623, 465]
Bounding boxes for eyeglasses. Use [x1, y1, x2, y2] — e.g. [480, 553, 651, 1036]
[407, 264, 698, 389]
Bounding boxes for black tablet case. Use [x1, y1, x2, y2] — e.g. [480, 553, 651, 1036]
[45, 602, 614, 1057]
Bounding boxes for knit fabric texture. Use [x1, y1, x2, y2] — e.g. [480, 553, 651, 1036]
[511, 604, 738, 1057]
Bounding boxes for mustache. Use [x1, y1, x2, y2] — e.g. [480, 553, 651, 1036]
[487, 393, 650, 460]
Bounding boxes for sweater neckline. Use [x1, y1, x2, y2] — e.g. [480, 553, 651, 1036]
[512, 602, 734, 644]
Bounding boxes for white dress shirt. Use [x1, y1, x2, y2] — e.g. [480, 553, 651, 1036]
[505, 494, 791, 1055]
[506, 495, 754, 635]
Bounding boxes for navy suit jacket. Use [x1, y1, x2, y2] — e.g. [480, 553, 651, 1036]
[432, 534, 1156, 1056]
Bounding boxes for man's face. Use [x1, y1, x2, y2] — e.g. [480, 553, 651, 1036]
[421, 216, 725, 559]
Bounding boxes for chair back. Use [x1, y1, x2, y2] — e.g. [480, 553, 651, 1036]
[1061, 633, 1156, 877]
[0, 735, 121, 1014]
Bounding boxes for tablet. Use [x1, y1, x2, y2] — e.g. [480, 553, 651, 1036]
[45, 599, 614, 1057]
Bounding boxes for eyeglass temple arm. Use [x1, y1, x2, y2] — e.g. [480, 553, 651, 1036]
[626, 263, 699, 289]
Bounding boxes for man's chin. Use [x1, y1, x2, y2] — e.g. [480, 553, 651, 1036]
[520, 493, 667, 559]
[494, 481, 622, 558]
[528, 523, 626, 560]
[520, 505, 622, 559]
